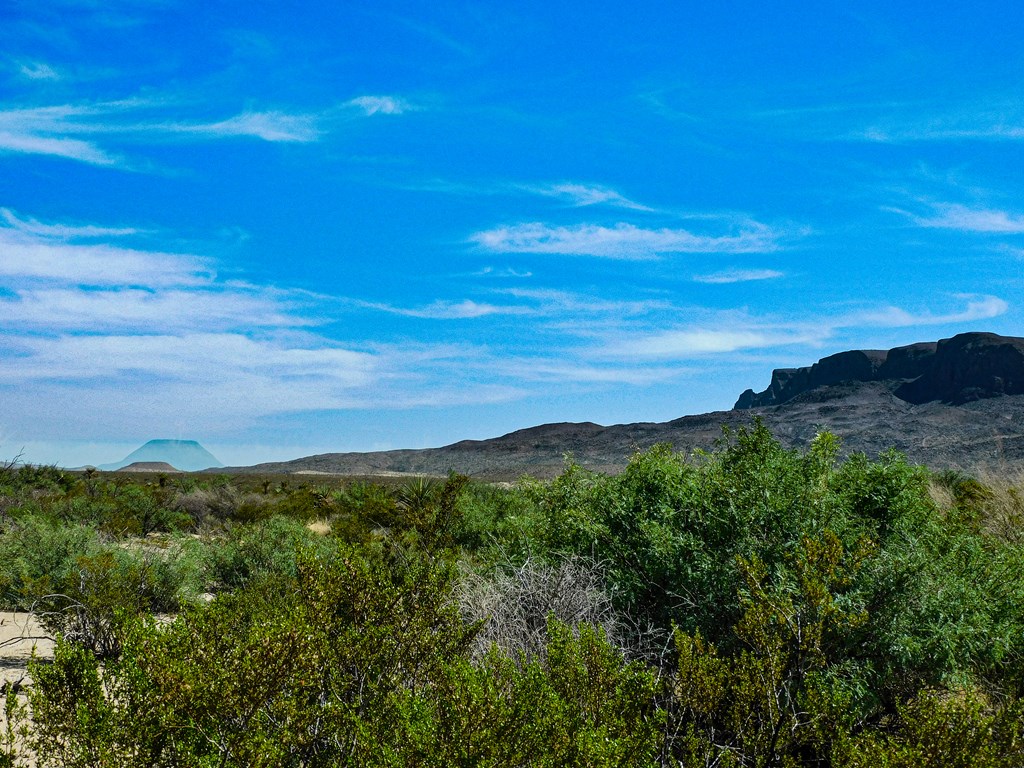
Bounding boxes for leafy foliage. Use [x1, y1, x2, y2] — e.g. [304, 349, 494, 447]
[3, 427, 1024, 766]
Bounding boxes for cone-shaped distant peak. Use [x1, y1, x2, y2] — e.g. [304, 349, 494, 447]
[100, 440, 223, 472]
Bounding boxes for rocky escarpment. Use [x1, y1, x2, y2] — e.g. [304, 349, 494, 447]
[222, 331, 1024, 481]
[735, 332, 1024, 409]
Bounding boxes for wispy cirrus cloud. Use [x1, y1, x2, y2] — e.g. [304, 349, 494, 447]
[598, 294, 1009, 362]
[0, 209, 525, 439]
[519, 182, 653, 211]
[0, 104, 122, 165]
[0, 224, 212, 286]
[497, 287, 673, 317]
[0, 101, 319, 167]
[472, 266, 533, 278]
[0, 287, 305, 332]
[851, 98, 1024, 144]
[851, 294, 1008, 327]
[471, 221, 781, 258]
[888, 202, 1024, 233]
[693, 268, 784, 284]
[161, 110, 321, 142]
[1, 207, 142, 239]
[860, 120, 1024, 144]
[0, 92, 408, 167]
[605, 328, 819, 358]
[0, 333, 375, 387]
[16, 61, 61, 81]
[345, 95, 411, 116]
[358, 298, 531, 319]
[489, 358, 687, 386]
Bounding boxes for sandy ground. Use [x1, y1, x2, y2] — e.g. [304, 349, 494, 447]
[0, 613, 51, 765]
[0, 613, 53, 689]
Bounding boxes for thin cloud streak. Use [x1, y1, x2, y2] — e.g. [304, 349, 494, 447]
[492, 358, 689, 385]
[891, 203, 1024, 233]
[472, 221, 781, 258]
[0, 288, 305, 332]
[0, 333, 376, 387]
[358, 298, 532, 319]
[693, 269, 784, 284]
[601, 295, 1009, 361]
[851, 294, 1008, 327]
[611, 329, 816, 358]
[17, 61, 61, 81]
[0, 92, 408, 166]
[498, 287, 674, 316]
[852, 99, 1024, 144]
[0, 228, 213, 286]
[161, 111, 321, 142]
[520, 182, 654, 211]
[1, 208, 142, 239]
[346, 95, 411, 116]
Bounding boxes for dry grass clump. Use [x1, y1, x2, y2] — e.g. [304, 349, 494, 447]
[306, 519, 332, 536]
[930, 468, 1024, 545]
[973, 469, 1024, 544]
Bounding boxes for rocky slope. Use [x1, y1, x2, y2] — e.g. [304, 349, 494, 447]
[225, 332, 1024, 481]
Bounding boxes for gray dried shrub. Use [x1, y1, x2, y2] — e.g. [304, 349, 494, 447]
[460, 556, 621, 661]
[173, 486, 269, 524]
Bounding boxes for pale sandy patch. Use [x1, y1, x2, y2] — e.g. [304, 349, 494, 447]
[0, 613, 53, 688]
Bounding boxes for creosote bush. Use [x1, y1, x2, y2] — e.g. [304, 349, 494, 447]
[3, 426, 1024, 766]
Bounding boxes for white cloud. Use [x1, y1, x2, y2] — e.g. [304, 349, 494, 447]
[346, 95, 410, 116]
[522, 183, 653, 211]
[0, 209, 530, 439]
[163, 111, 321, 142]
[17, 61, 61, 81]
[0, 226, 211, 286]
[1, 207, 141, 239]
[851, 294, 1008, 327]
[0, 100, 325, 167]
[892, 203, 1024, 234]
[693, 269, 784, 284]
[0, 104, 128, 166]
[0, 129, 120, 165]
[614, 329, 809, 358]
[600, 294, 1009, 362]
[492, 358, 686, 385]
[860, 121, 1024, 143]
[0, 333, 375, 387]
[471, 221, 780, 258]
[473, 266, 533, 278]
[360, 298, 531, 319]
[0, 287, 304, 332]
[499, 287, 673, 316]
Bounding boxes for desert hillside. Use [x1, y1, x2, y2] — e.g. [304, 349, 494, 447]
[222, 332, 1024, 480]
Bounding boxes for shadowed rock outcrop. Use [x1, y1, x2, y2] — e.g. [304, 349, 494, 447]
[735, 332, 1024, 408]
[896, 332, 1024, 404]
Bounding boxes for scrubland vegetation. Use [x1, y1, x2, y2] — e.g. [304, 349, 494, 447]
[1, 422, 1023, 766]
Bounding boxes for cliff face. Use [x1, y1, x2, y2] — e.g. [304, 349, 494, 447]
[735, 332, 1024, 409]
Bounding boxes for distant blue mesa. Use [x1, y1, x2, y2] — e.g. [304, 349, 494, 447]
[99, 439, 223, 472]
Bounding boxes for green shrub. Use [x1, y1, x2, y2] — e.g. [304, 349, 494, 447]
[207, 515, 330, 589]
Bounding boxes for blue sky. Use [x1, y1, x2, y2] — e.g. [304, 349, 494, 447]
[1, 0, 1022, 467]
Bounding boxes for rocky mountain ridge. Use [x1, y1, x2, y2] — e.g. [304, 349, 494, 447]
[736, 332, 1024, 408]
[222, 332, 1024, 480]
